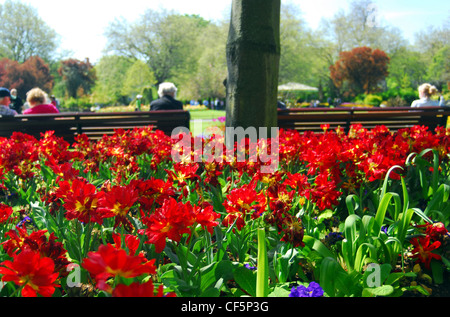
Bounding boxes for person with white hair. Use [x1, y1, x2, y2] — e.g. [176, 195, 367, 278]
[150, 82, 184, 111]
[411, 83, 446, 107]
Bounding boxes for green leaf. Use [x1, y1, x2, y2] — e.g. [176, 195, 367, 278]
[256, 228, 269, 297]
[374, 192, 401, 236]
[431, 259, 444, 284]
[346, 194, 359, 215]
[199, 262, 218, 292]
[362, 285, 394, 297]
[354, 243, 377, 272]
[234, 266, 257, 297]
[380, 165, 404, 198]
[268, 286, 291, 297]
[319, 257, 343, 297]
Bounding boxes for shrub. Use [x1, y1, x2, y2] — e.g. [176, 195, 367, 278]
[364, 94, 383, 107]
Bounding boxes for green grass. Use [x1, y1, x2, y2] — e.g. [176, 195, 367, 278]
[188, 109, 226, 137]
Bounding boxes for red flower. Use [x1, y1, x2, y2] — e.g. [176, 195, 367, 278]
[0, 203, 13, 224]
[131, 178, 176, 212]
[304, 172, 342, 211]
[111, 233, 140, 256]
[56, 178, 106, 224]
[47, 160, 80, 183]
[97, 184, 140, 231]
[2, 227, 48, 257]
[82, 243, 156, 292]
[165, 162, 200, 188]
[140, 198, 196, 253]
[222, 181, 266, 231]
[112, 281, 176, 297]
[416, 222, 449, 241]
[279, 214, 305, 248]
[1, 228, 71, 277]
[267, 185, 295, 213]
[410, 236, 442, 269]
[191, 202, 221, 235]
[0, 249, 60, 297]
[0, 132, 39, 179]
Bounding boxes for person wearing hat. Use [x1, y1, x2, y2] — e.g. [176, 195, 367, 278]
[0, 87, 18, 116]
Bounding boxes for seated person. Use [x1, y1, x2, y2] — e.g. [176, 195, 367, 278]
[0, 87, 17, 116]
[150, 82, 184, 111]
[9, 88, 24, 114]
[23, 88, 60, 114]
[411, 83, 446, 107]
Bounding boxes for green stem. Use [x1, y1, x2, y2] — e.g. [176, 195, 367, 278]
[256, 228, 269, 297]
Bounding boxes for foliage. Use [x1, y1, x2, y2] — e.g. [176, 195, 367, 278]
[330, 46, 390, 95]
[0, 56, 54, 99]
[176, 22, 228, 100]
[121, 60, 156, 99]
[0, 124, 449, 298]
[58, 59, 97, 99]
[59, 96, 93, 112]
[363, 94, 383, 107]
[104, 10, 207, 85]
[0, 0, 59, 63]
[278, 3, 316, 86]
[91, 56, 134, 105]
[427, 45, 450, 88]
[386, 47, 428, 91]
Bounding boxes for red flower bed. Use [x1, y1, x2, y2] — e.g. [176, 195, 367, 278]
[0, 124, 449, 298]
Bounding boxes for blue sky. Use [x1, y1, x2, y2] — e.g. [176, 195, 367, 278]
[2, 0, 448, 62]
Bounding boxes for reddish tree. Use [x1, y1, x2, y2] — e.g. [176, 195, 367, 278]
[330, 46, 390, 95]
[58, 58, 96, 99]
[0, 56, 54, 99]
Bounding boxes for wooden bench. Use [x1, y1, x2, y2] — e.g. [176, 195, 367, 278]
[278, 106, 450, 133]
[0, 110, 191, 143]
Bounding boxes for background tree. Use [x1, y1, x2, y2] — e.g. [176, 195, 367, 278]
[414, 19, 450, 90]
[0, 0, 59, 63]
[330, 46, 390, 96]
[58, 58, 96, 99]
[104, 10, 206, 85]
[278, 3, 315, 86]
[427, 45, 450, 89]
[91, 55, 134, 105]
[385, 47, 428, 90]
[0, 56, 53, 99]
[178, 21, 228, 100]
[122, 59, 157, 101]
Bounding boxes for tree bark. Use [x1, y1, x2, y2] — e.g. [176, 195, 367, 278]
[226, 0, 281, 138]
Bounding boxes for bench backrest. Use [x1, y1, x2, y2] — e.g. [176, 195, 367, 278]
[0, 110, 190, 142]
[278, 106, 450, 133]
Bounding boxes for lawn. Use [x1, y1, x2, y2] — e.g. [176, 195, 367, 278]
[189, 109, 226, 137]
[189, 109, 226, 120]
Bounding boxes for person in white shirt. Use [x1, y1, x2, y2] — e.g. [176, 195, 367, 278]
[0, 87, 18, 116]
[411, 83, 446, 107]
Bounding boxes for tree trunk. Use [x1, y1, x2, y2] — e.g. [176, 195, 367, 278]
[225, 0, 281, 138]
